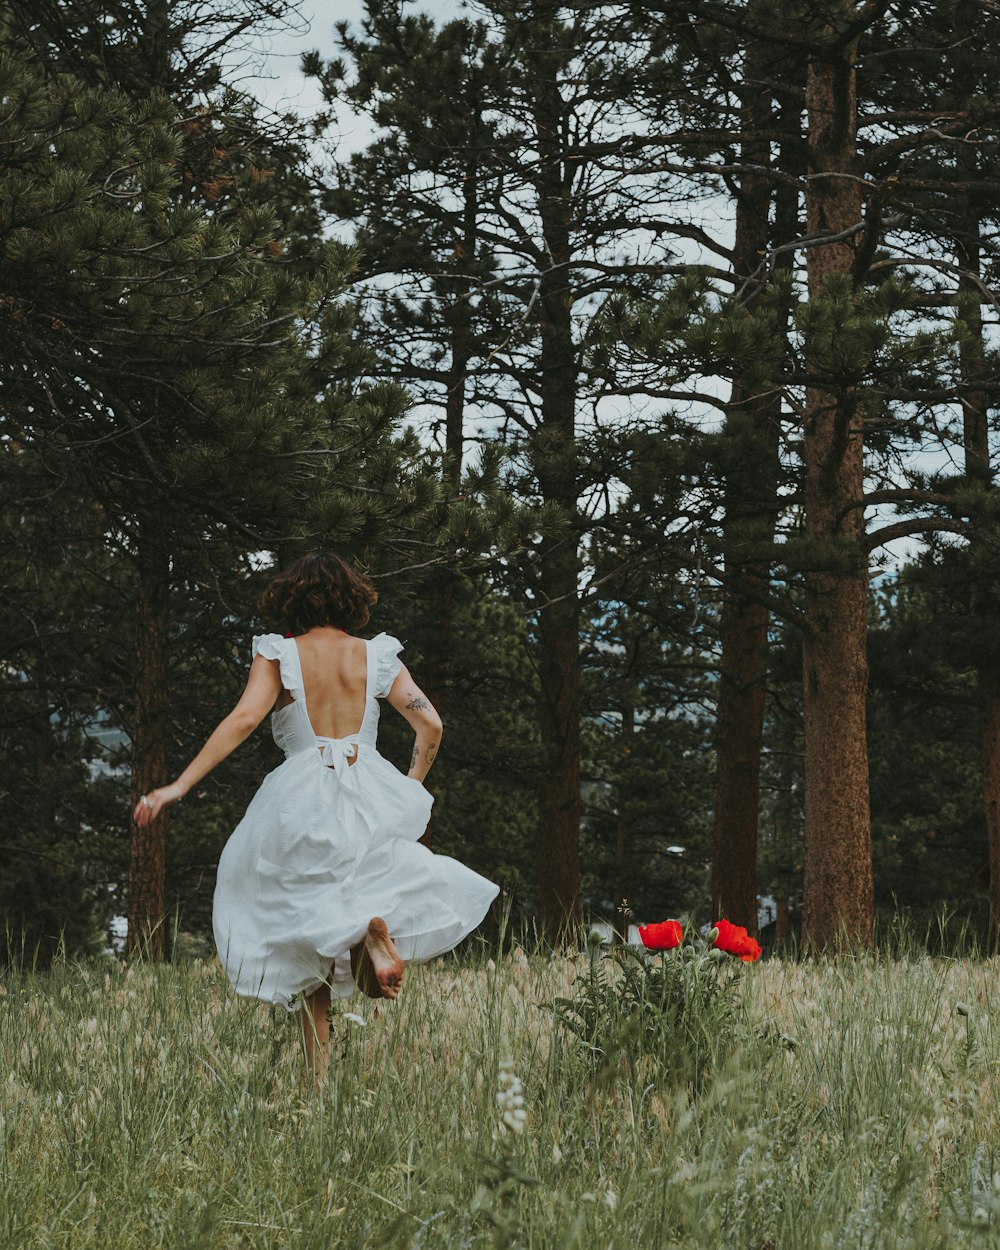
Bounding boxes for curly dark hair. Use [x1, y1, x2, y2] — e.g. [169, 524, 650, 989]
[257, 553, 377, 634]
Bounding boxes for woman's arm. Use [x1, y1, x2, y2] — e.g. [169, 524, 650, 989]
[386, 663, 442, 783]
[132, 654, 282, 827]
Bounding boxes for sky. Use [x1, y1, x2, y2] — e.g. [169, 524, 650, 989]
[238, 0, 462, 126]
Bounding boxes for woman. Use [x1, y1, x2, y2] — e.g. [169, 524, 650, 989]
[133, 553, 499, 1071]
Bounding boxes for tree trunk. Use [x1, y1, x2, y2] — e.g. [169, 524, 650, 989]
[712, 37, 803, 932]
[982, 672, 1000, 948]
[955, 231, 1000, 946]
[775, 897, 791, 943]
[128, 522, 170, 959]
[772, 702, 798, 947]
[537, 568, 582, 940]
[711, 38, 776, 934]
[533, 20, 582, 941]
[800, 16, 874, 950]
[33, 669, 56, 849]
[614, 698, 635, 943]
[713, 577, 768, 930]
[421, 162, 478, 850]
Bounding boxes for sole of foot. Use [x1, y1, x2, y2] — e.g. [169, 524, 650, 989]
[360, 917, 404, 1000]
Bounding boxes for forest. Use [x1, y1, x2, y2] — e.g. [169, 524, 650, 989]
[3, 0, 1000, 963]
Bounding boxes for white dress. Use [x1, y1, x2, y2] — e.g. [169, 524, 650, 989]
[212, 632, 500, 1007]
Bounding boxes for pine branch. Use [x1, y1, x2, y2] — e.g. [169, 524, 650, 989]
[864, 517, 971, 553]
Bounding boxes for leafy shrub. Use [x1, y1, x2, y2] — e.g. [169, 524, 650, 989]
[552, 931, 752, 1087]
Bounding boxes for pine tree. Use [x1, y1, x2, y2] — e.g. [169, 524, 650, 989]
[0, 9, 402, 956]
[673, 5, 806, 935]
[862, 0, 1000, 943]
[796, 1, 876, 948]
[319, 0, 726, 939]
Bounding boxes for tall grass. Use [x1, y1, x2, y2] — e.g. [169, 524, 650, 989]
[2, 938, 1000, 1248]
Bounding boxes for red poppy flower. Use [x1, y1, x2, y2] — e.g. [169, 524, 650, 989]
[638, 919, 684, 951]
[712, 919, 762, 962]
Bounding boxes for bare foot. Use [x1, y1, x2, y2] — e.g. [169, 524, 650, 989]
[354, 918, 404, 1000]
[351, 945, 382, 999]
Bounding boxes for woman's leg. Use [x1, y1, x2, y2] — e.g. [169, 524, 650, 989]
[302, 981, 331, 1081]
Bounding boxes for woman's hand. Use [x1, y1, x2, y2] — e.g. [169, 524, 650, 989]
[133, 782, 186, 827]
[129, 653, 281, 829]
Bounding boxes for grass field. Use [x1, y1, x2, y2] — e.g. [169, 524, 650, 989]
[3, 938, 1000, 1249]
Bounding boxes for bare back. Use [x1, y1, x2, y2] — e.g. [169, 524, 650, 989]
[276, 629, 368, 740]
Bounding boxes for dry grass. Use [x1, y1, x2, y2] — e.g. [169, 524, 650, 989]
[2, 941, 1000, 1248]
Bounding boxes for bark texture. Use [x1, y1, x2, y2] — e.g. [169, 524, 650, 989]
[712, 38, 803, 931]
[128, 524, 169, 959]
[956, 241, 1000, 946]
[711, 38, 777, 934]
[771, 705, 799, 947]
[713, 575, 769, 930]
[614, 698, 635, 943]
[982, 672, 1000, 948]
[800, 16, 874, 950]
[533, 23, 582, 939]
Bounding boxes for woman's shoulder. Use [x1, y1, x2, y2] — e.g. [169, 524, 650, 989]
[250, 633, 302, 699]
[367, 630, 402, 649]
[251, 632, 289, 662]
[368, 632, 405, 697]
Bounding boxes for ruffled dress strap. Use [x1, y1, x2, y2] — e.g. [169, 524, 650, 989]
[364, 636, 377, 703]
[370, 633, 404, 699]
[251, 633, 303, 701]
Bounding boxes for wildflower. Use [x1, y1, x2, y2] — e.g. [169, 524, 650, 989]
[638, 920, 684, 951]
[342, 1013, 366, 1027]
[496, 1060, 527, 1134]
[712, 919, 762, 962]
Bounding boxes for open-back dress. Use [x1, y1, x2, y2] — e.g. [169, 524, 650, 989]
[212, 632, 499, 1007]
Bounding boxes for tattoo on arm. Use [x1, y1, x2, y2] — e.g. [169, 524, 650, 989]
[405, 694, 431, 711]
[409, 744, 420, 770]
[425, 742, 438, 766]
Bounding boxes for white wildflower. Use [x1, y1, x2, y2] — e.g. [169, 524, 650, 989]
[496, 1059, 527, 1134]
[604, 1187, 618, 1211]
[342, 1013, 366, 1027]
